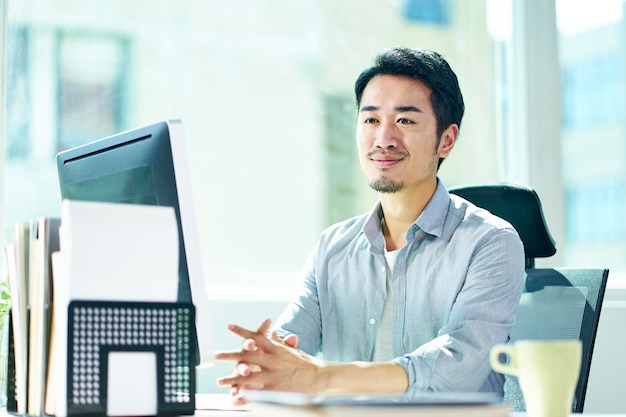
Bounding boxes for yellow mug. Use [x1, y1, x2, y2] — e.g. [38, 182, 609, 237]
[490, 339, 582, 417]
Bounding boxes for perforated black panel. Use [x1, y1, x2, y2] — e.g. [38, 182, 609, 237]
[67, 301, 195, 416]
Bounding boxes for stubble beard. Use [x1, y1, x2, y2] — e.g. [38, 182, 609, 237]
[370, 176, 405, 193]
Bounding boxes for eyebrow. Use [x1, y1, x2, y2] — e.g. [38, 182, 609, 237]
[359, 105, 423, 113]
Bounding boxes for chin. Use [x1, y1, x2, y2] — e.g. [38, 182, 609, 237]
[370, 177, 405, 193]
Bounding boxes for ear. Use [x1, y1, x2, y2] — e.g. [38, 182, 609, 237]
[437, 124, 458, 158]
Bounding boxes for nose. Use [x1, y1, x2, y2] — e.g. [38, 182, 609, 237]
[373, 119, 399, 149]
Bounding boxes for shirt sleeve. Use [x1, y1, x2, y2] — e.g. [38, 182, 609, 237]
[272, 247, 323, 356]
[393, 226, 525, 394]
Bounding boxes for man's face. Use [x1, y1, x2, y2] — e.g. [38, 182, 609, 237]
[356, 74, 456, 194]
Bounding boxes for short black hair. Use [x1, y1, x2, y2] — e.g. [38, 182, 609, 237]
[355, 47, 465, 141]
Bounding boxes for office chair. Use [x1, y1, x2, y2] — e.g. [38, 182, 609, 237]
[449, 183, 609, 413]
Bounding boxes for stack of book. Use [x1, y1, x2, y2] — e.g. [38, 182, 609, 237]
[5, 217, 60, 416]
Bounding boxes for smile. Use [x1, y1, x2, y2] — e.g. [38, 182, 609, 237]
[368, 150, 406, 168]
[371, 158, 401, 168]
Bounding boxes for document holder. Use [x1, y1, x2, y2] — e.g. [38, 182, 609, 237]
[5, 301, 196, 416]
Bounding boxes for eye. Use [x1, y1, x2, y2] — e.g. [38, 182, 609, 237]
[397, 118, 415, 125]
[363, 117, 378, 124]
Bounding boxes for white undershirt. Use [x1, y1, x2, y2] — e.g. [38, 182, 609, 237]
[371, 247, 399, 362]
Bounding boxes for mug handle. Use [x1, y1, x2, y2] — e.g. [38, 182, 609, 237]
[490, 343, 519, 376]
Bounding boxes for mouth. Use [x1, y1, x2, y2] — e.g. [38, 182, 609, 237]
[372, 158, 400, 168]
[368, 150, 406, 168]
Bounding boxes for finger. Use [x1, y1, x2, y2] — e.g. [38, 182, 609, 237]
[214, 350, 245, 362]
[241, 319, 272, 352]
[214, 349, 246, 362]
[269, 330, 298, 348]
[256, 318, 272, 336]
[217, 373, 265, 389]
[225, 319, 271, 340]
[231, 394, 247, 407]
[246, 318, 273, 353]
[226, 324, 258, 339]
[242, 338, 257, 351]
[283, 334, 299, 348]
[214, 348, 268, 361]
[235, 361, 262, 376]
[236, 362, 251, 376]
[217, 375, 237, 387]
[216, 350, 269, 369]
[227, 324, 275, 351]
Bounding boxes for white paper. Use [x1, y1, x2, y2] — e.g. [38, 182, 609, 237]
[107, 352, 158, 416]
[61, 199, 179, 302]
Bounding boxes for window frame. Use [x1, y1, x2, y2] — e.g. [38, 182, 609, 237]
[509, 0, 565, 267]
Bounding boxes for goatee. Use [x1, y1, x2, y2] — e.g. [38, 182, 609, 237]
[370, 177, 405, 193]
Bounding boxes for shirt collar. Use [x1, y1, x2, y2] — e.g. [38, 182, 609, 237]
[362, 178, 451, 245]
[415, 179, 449, 238]
[363, 202, 385, 252]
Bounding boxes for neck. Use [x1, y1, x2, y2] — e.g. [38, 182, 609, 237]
[380, 179, 437, 251]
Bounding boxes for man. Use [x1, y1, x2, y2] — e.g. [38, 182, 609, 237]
[216, 47, 525, 401]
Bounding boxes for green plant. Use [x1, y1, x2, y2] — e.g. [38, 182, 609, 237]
[0, 280, 9, 407]
[0, 281, 10, 315]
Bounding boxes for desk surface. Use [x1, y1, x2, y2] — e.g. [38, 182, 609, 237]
[3, 394, 617, 416]
[195, 411, 620, 417]
[194, 393, 621, 416]
[194, 410, 621, 417]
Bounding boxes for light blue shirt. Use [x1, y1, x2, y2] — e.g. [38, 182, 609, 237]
[274, 180, 525, 395]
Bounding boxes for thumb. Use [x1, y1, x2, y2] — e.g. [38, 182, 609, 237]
[283, 334, 299, 348]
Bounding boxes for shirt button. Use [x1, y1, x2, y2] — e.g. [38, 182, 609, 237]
[369, 318, 376, 325]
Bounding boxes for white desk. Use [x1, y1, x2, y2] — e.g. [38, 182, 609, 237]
[195, 411, 621, 417]
[4, 395, 618, 416]
[195, 394, 622, 416]
[194, 410, 621, 417]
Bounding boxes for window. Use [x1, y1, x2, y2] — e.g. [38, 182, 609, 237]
[57, 32, 129, 151]
[404, 0, 450, 24]
[562, 52, 623, 128]
[2, 0, 508, 296]
[6, 27, 29, 159]
[566, 180, 626, 242]
[4, 0, 625, 293]
[557, 0, 626, 278]
[322, 95, 361, 226]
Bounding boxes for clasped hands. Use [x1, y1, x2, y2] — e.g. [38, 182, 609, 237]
[215, 318, 323, 405]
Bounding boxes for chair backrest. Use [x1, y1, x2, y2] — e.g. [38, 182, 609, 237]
[449, 183, 609, 413]
[448, 183, 556, 267]
[505, 267, 608, 412]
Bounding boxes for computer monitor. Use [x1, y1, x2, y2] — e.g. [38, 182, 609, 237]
[55, 119, 212, 367]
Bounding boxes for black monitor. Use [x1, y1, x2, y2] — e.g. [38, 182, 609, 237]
[56, 119, 211, 366]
